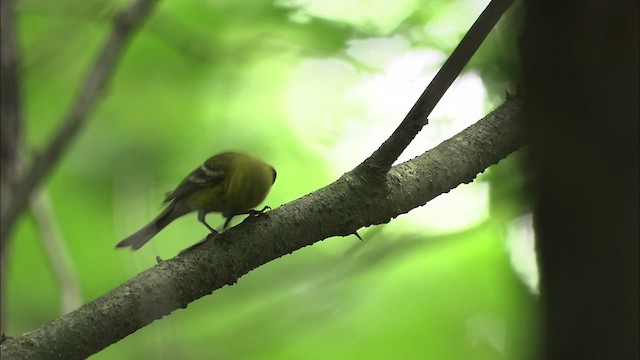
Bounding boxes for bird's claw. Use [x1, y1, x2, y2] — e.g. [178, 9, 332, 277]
[248, 206, 271, 216]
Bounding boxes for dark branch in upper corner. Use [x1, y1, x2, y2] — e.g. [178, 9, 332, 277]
[1, 0, 23, 210]
[0, 0, 160, 242]
[356, 0, 515, 179]
[0, 0, 24, 334]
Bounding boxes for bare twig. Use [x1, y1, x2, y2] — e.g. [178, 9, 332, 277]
[0, 0, 22, 193]
[30, 191, 83, 314]
[0, 97, 526, 360]
[0, 0, 160, 245]
[356, 0, 514, 179]
[0, 0, 23, 334]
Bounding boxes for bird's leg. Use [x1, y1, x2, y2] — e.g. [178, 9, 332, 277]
[224, 206, 272, 229]
[197, 210, 231, 245]
[248, 206, 271, 216]
[223, 215, 236, 230]
[198, 210, 218, 235]
[241, 206, 272, 217]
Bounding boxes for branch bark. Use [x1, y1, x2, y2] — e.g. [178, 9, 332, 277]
[358, 0, 514, 178]
[0, 96, 525, 359]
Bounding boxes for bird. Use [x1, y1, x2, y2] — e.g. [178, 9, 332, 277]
[116, 151, 276, 250]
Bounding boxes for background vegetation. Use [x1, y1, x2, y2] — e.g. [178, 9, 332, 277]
[5, 0, 537, 358]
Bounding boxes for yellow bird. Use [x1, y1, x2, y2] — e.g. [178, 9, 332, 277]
[116, 151, 276, 250]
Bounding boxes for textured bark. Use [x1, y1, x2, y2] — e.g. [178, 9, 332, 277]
[0, 97, 525, 360]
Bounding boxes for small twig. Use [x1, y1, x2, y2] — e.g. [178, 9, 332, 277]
[30, 191, 83, 314]
[357, 0, 515, 178]
[0, 0, 160, 244]
[0, 0, 23, 334]
[0, 0, 22, 185]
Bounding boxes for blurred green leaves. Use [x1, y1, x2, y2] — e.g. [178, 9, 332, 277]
[6, 0, 535, 359]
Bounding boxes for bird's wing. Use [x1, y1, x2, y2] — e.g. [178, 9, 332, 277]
[163, 161, 226, 203]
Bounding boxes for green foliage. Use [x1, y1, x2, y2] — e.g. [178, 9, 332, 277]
[7, 0, 535, 359]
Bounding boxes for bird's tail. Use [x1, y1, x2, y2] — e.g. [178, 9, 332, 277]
[116, 202, 182, 251]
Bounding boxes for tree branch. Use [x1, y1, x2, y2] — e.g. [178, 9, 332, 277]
[30, 190, 83, 314]
[357, 0, 514, 179]
[0, 0, 22, 205]
[0, 0, 23, 334]
[0, 96, 525, 359]
[0, 0, 160, 243]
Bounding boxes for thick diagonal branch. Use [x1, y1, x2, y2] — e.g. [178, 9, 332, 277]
[357, 0, 514, 179]
[0, 97, 524, 360]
